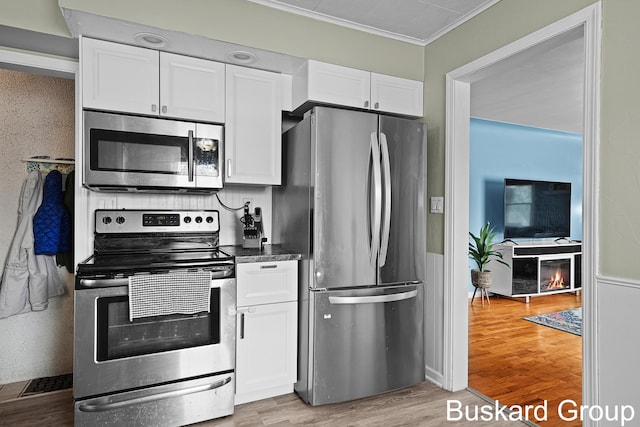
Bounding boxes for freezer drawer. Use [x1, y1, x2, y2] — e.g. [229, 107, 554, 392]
[305, 283, 424, 405]
[74, 373, 234, 427]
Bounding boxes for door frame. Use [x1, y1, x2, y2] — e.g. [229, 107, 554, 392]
[442, 1, 601, 416]
[0, 48, 77, 78]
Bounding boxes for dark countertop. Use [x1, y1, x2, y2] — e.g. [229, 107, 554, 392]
[221, 244, 302, 264]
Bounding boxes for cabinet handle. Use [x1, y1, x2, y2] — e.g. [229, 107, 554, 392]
[151, 104, 157, 112]
[240, 313, 245, 339]
[227, 159, 232, 178]
[364, 100, 369, 108]
[374, 102, 379, 109]
[260, 264, 278, 269]
[162, 105, 167, 114]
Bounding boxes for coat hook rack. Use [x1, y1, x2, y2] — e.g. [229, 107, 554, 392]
[22, 156, 75, 175]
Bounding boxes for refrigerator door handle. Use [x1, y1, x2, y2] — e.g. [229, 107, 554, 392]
[368, 132, 382, 265]
[328, 289, 418, 305]
[379, 133, 392, 266]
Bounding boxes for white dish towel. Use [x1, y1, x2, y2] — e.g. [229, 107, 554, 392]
[128, 271, 211, 321]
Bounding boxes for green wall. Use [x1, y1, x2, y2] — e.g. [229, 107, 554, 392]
[598, 0, 640, 279]
[0, 0, 71, 37]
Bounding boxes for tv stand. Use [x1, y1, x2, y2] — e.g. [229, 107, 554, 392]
[491, 241, 582, 303]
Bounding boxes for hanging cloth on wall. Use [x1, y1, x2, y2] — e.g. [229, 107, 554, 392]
[33, 170, 71, 256]
[56, 171, 74, 273]
[0, 171, 65, 318]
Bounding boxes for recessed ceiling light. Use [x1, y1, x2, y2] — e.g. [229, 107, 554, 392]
[134, 32, 170, 48]
[228, 50, 257, 64]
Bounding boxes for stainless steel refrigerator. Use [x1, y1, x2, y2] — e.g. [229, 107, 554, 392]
[273, 106, 426, 406]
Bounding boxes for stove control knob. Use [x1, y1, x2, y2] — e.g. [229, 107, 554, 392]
[102, 216, 112, 225]
[184, 216, 192, 224]
[206, 216, 214, 223]
[195, 216, 203, 224]
[115, 216, 125, 225]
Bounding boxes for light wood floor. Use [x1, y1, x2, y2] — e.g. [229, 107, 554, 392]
[0, 381, 530, 427]
[469, 292, 582, 427]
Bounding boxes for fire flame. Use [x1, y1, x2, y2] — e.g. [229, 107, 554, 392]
[547, 270, 565, 289]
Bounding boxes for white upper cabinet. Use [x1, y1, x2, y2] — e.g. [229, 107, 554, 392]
[159, 52, 225, 122]
[370, 72, 424, 117]
[82, 38, 225, 122]
[292, 59, 423, 117]
[82, 37, 159, 115]
[225, 64, 282, 185]
[294, 60, 371, 111]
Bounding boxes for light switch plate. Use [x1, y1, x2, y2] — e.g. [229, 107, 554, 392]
[430, 196, 444, 214]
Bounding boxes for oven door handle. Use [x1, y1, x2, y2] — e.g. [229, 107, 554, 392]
[78, 278, 129, 288]
[78, 269, 233, 288]
[77, 376, 232, 413]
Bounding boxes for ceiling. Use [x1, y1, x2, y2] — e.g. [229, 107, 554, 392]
[470, 26, 585, 134]
[249, 0, 501, 45]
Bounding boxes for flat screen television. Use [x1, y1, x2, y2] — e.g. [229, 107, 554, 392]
[503, 178, 571, 239]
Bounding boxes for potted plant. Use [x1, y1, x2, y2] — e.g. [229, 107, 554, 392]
[468, 222, 509, 289]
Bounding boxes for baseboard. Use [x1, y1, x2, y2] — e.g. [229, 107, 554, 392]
[424, 365, 443, 387]
[234, 384, 293, 405]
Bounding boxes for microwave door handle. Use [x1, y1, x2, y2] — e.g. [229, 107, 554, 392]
[188, 130, 194, 182]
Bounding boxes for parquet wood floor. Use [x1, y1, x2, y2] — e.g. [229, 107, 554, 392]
[469, 292, 582, 427]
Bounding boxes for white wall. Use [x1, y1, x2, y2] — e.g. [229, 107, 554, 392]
[0, 68, 75, 383]
[425, 252, 444, 385]
[596, 277, 640, 425]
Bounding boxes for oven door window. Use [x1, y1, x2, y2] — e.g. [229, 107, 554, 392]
[96, 288, 220, 361]
[90, 129, 189, 175]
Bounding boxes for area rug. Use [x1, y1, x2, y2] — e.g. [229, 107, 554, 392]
[523, 308, 582, 336]
[19, 373, 73, 397]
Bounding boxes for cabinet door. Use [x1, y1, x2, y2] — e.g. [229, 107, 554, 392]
[225, 65, 282, 185]
[237, 261, 297, 307]
[82, 37, 159, 115]
[305, 60, 371, 110]
[159, 52, 225, 122]
[235, 301, 297, 404]
[370, 73, 423, 117]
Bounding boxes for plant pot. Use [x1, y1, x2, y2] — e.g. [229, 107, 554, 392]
[471, 269, 492, 289]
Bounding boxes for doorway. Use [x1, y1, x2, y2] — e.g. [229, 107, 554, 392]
[0, 49, 77, 388]
[442, 1, 600, 415]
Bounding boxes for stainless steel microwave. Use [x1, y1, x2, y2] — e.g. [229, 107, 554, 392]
[83, 111, 223, 193]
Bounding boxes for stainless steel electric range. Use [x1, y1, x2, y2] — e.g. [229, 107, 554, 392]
[74, 209, 236, 427]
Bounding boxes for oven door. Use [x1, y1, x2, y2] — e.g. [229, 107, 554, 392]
[74, 276, 235, 399]
[83, 110, 223, 192]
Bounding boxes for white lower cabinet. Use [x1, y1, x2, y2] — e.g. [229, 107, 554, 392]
[235, 261, 298, 404]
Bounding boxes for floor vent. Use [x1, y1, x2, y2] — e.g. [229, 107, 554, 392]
[20, 373, 73, 397]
